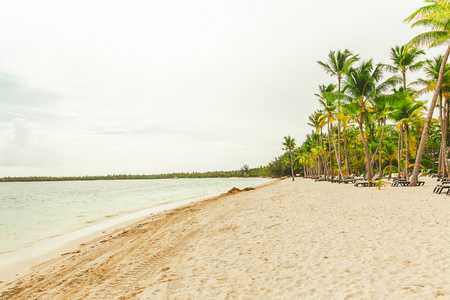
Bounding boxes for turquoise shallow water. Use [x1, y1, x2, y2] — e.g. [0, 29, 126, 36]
[0, 177, 272, 254]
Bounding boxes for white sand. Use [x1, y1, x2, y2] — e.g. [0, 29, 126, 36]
[1, 177, 449, 299]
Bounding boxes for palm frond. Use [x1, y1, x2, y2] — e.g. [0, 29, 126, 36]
[407, 30, 450, 48]
[382, 64, 399, 73]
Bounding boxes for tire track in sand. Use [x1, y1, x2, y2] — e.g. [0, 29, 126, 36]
[1, 195, 234, 300]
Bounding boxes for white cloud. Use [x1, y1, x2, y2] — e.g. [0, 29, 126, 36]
[0, 119, 62, 170]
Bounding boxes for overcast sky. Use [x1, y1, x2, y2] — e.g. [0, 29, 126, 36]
[0, 0, 444, 177]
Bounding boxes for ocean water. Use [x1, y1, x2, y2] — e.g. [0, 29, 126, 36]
[0, 177, 272, 256]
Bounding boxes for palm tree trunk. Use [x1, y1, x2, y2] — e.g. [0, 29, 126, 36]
[416, 125, 422, 155]
[389, 159, 392, 179]
[344, 130, 350, 174]
[359, 114, 374, 185]
[444, 148, 450, 176]
[371, 129, 384, 165]
[379, 151, 382, 176]
[411, 44, 450, 186]
[440, 145, 448, 176]
[402, 69, 407, 91]
[330, 122, 345, 180]
[337, 122, 342, 179]
[328, 122, 333, 181]
[338, 80, 342, 180]
[443, 96, 449, 177]
[398, 128, 403, 179]
[317, 155, 320, 176]
[289, 150, 294, 181]
[320, 128, 328, 176]
[438, 93, 448, 177]
[404, 125, 410, 179]
[447, 95, 450, 150]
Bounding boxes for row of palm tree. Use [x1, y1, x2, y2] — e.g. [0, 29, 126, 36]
[281, 0, 450, 187]
[407, 0, 450, 186]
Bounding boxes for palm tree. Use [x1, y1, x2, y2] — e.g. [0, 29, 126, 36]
[384, 45, 424, 90]
[385, 87, 410, 179]
[310, 146, 323, 176]
[316, 84, 345, 180]
[381, 141, 398, 179]
[389, 91, 426, 179]
[415, 56, 450, 176]
[371, 90, 395, 171]
[317, 50, 359, 179]
[342, 60, 394, 185]
[282, 136, 296, 181]
[308, 111, 328, 176]
[339, 112, 354, 174]
[345, 124, 360, 174]
[405, 0, 450, 185]
[384, 45, 424, 177]
[295, 150, 308, 177]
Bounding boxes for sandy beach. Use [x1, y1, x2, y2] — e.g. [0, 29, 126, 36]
[1, 176, 449, 299]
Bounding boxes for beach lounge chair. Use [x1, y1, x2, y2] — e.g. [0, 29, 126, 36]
[314, 175, 325, 182]
[396, 179, 425, 186]
[437, 177, 450, 182]
[353, 174, 378, 187]
[336, 174, 357, 184]
[391, 172, 424, 187]
[393, 180, 425, 187]
[338, 178, 358, 184]
[391, 179, 410, 187]
[330, 175, 341, 183]
[439, 179, 450, 186]
[392, 174, 410, 186]
[434, 182, 450, 194]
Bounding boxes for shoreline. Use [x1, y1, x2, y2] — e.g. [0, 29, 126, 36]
[0, 178, 276, 283]
[2, 177, 449, 299]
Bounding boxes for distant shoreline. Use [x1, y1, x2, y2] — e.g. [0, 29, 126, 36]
[0, 169, 268, 182]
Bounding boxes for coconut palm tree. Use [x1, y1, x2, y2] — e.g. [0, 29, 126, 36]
[371, 90, 395, 169]
[341, 60, 395, 185]
[308, 111, 328, 176]
[317, 50, 359, 179]
[310, 146, 323, 176]
[295, 150, 308, 177]
[415, 55, 450, 175]
[405, 0, 450, 185]
[346, 124, 360, 174]
[282, 136, 296, 181]
[339, 113, 354, 174]
[384, 45, 424, 90]
[384, 45, 424, 177]
[381, 141, 398, 179]
[389, 91, 426, 179]
[316, 84, 345, 180]
[384, 87, 410, 178]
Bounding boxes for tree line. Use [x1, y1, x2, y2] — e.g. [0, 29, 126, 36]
[0, 167, 269, 182]
[276, 1, 450, 186]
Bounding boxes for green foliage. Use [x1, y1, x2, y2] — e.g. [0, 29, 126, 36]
[266, 153, 293, 178]
[0, 168, 269, 182]
[374, 179, 390, 189]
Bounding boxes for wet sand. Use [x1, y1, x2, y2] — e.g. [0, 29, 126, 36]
[1, 177, 449, 299]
